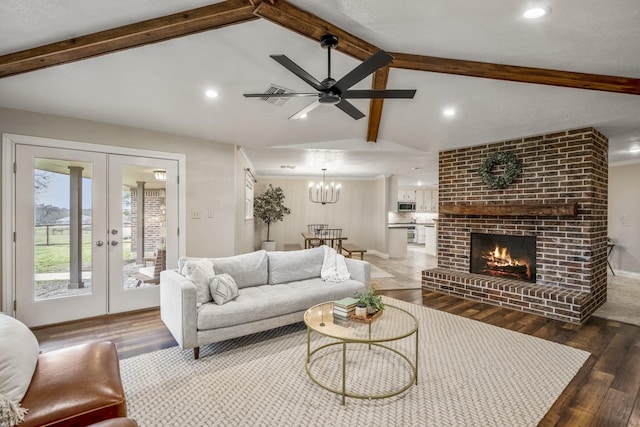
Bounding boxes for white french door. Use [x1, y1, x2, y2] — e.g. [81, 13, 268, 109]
[107, 154, 178, 313]
[14, 144, 178, 327]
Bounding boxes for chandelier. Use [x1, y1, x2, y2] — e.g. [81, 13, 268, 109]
[309, 169, 340, 205]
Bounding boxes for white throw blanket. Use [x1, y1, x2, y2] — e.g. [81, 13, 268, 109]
[321, 245, 351, 282]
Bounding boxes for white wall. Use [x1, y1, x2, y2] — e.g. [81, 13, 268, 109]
[0, 107, 241, 309]
[254, 176, 388, 254]
[608, 163, 640, 275]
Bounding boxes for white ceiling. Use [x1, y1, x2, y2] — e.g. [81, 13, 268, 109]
[1, 0, 639, 187]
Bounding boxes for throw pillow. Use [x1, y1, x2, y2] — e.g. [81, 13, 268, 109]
[0, 314, 40, 426]
[183, 259, 216, 306]
[209, 273, 240, 305]
[267, 246, 324, 284]
[209, 250, 268, 289]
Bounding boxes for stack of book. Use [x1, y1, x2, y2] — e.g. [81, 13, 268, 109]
[333, 297, 358, 320]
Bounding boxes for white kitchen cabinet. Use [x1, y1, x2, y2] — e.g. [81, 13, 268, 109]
[398, 189, 416, 202]
[430, 189, 438, 212]
[415, 188, 438, 212]
[389, 227, 408, 257]
[417, 225, 426, 244]
[425, 225, 436, 256]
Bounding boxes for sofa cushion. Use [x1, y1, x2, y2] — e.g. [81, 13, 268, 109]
[182, 259, 216, 306]
[267, 247, 324, 285]
[209, 274, 239, 305]
[209, 250, 268, 289]
[0, 313, 40, 425]
[197, 278, 366, 330]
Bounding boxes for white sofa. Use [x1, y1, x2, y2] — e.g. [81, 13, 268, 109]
[160, 246, 370, 359]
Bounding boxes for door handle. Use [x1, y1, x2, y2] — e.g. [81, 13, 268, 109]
[110, 240, 119, 246]
[96, 240, 104, 247]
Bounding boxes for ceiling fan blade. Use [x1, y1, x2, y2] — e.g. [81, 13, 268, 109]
[243, 93, 318, 98]
[335, 99, 365, 120]
[343, 89, 416, 99]
[333, 50, 394, 93]
[270, 55, 324, 91]
[288, 100, 321, 120]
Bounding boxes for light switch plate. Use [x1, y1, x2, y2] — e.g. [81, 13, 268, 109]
[208, 209, 214, 218]
[191, 209, 201, 219]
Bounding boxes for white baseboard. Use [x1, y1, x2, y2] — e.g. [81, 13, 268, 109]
[611, 269, 640, 280]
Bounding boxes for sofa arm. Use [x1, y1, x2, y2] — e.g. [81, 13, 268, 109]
[344, 258, 370, 290]
[160, 270, 198, 350]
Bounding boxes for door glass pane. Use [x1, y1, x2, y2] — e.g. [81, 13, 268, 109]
[122, 165, 167, 289]
[34, 158, 92, 300]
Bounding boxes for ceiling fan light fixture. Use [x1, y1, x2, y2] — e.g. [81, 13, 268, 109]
[523, 7, 549, 19]
[205, 89, 219, 98]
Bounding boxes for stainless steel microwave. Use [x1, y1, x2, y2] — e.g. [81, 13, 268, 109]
[398, 202, 416, 212]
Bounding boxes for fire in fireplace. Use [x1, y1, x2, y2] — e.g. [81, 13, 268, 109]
[470, 233, 536, 282]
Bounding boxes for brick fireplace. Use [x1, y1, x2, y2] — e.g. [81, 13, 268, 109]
[422, 127, 608, 323]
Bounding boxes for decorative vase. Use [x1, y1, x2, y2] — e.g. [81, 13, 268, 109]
[355, 305, 367, 318]
[261, 241, 276, 251]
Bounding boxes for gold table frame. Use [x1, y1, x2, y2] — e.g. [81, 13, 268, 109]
[304, 302, 418, 405]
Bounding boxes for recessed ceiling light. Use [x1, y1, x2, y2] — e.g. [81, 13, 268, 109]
[443, 108, 456, 117]
[205, 89, 219, 98]
[523, 7, 549, 19]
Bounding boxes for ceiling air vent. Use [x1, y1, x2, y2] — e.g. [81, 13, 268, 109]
[261, 84, 293, 106]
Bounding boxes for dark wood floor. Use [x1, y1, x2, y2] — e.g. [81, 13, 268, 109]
[32, 250, 640, 427]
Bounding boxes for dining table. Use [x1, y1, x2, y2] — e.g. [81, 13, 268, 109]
[301, 232, 347, 251]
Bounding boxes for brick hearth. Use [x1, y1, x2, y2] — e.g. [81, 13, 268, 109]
[422, 127, 608, 323]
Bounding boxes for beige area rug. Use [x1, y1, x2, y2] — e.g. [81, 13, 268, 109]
[369, 264, 394, 279]
[592, 275, 640, 326]
[120, 297, 590, 426]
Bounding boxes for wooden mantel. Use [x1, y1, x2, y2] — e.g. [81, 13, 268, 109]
[439, 203, 578, 217]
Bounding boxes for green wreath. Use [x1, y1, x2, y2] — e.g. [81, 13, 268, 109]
[479, 152, 522, 189]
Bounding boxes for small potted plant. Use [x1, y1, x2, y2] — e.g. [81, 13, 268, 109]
[357, 289, 384, 315]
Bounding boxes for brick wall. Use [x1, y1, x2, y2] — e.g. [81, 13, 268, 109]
[423, 127, 608, 323]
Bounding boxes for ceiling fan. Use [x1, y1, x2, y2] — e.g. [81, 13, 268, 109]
[243, 34, 416, 120]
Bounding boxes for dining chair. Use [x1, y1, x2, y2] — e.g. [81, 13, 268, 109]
[321, 228, 343, 250]
[307, 224, 328, 248]
[307, 224, 328, 234]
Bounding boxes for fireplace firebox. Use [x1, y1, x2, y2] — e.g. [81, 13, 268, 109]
[470, 233, 536, 283]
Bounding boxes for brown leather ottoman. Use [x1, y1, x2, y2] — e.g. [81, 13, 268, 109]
[20, 341, 127, 427]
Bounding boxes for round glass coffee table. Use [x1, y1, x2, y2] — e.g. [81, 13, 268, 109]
[304, 301, 418, 405]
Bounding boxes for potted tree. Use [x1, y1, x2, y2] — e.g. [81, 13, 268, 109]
[253, 184, 291, 251]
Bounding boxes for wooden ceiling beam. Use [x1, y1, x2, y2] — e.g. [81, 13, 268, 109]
[253, 1, 378, 62]
[0, 0, 258, 78]
[390, 52, 640, 95]
[366, 66, 390, 143]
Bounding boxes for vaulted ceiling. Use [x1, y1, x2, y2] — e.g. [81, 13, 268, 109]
[1, 0, 639, 186]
